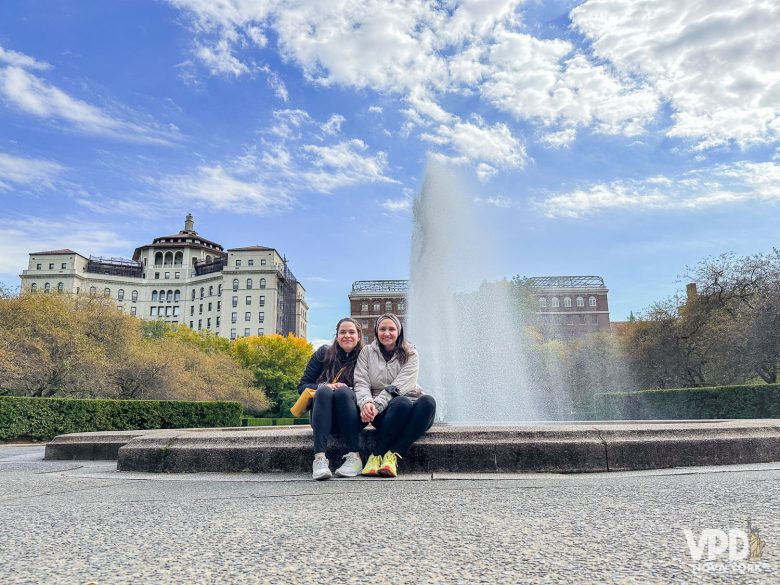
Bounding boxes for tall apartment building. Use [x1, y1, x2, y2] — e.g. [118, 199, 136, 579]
[19, 215, 308, 340]
[348, 280, 408, 344]
[348, 275, 610, 341]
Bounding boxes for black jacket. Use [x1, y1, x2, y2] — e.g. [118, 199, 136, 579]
[297, 345, 328, 395]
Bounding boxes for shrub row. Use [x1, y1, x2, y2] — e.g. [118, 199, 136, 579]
[242, 417, 310, 427]
[0, 396, 243, 441]
[593, 384, 780, 420]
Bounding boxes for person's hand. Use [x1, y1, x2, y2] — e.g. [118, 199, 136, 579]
[325, 383, 348, 390]
[361, 402, 377, 423]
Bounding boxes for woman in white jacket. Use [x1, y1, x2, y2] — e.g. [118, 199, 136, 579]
[353, 313, 436, 477]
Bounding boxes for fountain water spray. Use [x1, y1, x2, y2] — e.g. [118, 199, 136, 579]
[407, 163, 555, 422]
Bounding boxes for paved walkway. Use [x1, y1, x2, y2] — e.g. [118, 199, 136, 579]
[1, 445, 778, 584]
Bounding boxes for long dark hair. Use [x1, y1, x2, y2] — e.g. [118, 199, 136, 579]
[319, 317, 363, 385]
[375, 313, 410, 365]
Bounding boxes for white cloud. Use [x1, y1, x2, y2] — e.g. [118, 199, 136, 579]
[368, 105, 383, 115]
[0, 217, 132, 276]
[571, 0, 780, 149]
[0, 152, 66, 191]
[0, 46, 50, 70]
[0, 47, 177, 143]
[158, 110, 397, 214]
[537, 161, 780, 218]
[321, 114, 345, 135]
[475, 195, 513, 208]
[380, 197, 412, 213]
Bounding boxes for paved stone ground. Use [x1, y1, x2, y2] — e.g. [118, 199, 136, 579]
[1, 445, 778, 584]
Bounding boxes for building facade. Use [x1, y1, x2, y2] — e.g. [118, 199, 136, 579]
[19, 215, 308, 340]
[347, 275, 610, 341]
[348, 280, 408, 344]
[526, 275, 610, 337]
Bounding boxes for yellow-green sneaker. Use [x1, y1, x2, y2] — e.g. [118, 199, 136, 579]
[378, 451, 401, 477]
[361, 454, 382, 476]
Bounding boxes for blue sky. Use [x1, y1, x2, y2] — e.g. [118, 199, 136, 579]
[1, 0, 778, 344]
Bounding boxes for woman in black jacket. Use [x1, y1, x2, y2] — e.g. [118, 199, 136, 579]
[297, 317, 364, 480]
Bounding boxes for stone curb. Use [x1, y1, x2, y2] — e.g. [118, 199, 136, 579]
[45, 419, 780, 474]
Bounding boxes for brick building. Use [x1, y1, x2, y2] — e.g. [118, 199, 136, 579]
[348, 280, 408, 344]
[526, 275, 610, 338]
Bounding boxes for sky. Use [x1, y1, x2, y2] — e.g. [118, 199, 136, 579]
[1, 0, 778, 345]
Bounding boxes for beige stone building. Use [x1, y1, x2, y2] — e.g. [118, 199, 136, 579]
[19, 215, 308, 340]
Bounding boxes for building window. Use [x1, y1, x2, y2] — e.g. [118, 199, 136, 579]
[246, 278, 252, 289]
[166, 290, 173, 303]
[198, 319, 202, 330]
[551, 297, 559, 308]
[398, 301, 405, 312]
[216, 317, 220, 327]
[248, 259, 254, 266]
[259, 312, 265, 322]
[174, 290, 181, 302]
[538, 297, 547, 308]
[175, 272, 180, 279]
[257, 328, 264, 336]
[259, 278, 266, 288]
[173, 307, 180, 317]
[207, 318, 211, 328]
[591, 314, 599, 324]
[90, 286, 96, 296]
[218, 284, 222, 296]
[165, 307, 172, 317]
[191, 289, 196, 301]
[231, 312, 237, 323]
[245, 295, 251, 305]
[576, 296, 584, 308]
[104, 288, 111, 297]
[209, 286, 213, 296]
[244, 328, 250, 337]
[36, 263, 41, 270]
[208, 302, 212, 311]
[118, 289, 125, 301]
[217, 301, 221, 311]
[130, 307, 137, 316]
[49, 263, 54, 269]
[61, 263, 66, 269]
[235, 259, 242, 267]
[385, 301, 393, 312]
[155, 272, 160, 279]
[245, 311, 251, 322]
[199, 304, 203, 314]
[131, 290, 138, 302]
[261, 259, 266, 266]
[564, 297, 572, 308]
[259, 296, 265, 306]
[190, 306, 194, 316]
[362, 303, 368, 313]
[200, 287, 204, 299]
[230, 328, 236, 340]
[232, 296, 238, 307]
[30, 283, 37, 293]
[372, 302, 379, 312]
[589, 296, 597, 307]
[189, 321, 194, 329]
[363, 335, 369, 344]
[232, 279, 239, 292]
[164, 272, 170, 279]
[150, 307, 157, 317]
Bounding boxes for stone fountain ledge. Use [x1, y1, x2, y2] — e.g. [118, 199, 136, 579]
[44, 420, 780, 474]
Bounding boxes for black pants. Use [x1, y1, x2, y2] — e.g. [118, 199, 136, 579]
[311, 385, 362, 454]
[371, 395, 436, 456]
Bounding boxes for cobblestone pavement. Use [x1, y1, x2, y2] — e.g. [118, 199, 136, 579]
[1, 445, 778, 584]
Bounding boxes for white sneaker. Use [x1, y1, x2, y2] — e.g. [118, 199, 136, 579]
[334, 452, 363, 478]
[312, 455, 332, 480]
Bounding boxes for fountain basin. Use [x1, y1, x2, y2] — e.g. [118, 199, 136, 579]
[44, 419, 780, 474]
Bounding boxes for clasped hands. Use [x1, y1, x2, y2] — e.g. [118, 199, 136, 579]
[360, 402, 378, 423]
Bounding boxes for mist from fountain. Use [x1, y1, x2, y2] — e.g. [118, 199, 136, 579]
[407, 164, 569, 423]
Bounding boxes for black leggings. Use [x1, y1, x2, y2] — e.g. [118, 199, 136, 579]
[311, 385, 362, 454]
[371, 395, 436, 456]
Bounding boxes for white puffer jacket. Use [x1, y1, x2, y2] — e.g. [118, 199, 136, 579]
[353, 340, 424, 413]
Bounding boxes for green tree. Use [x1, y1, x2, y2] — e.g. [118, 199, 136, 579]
[231, 334, 313, 416]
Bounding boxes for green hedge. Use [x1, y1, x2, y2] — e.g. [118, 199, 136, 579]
[242, 417, 310, 427]
[0, 396, 243, 442]
[593, 384, 780, 420]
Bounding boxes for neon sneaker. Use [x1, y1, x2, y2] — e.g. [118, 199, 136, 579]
[378, 451, 401, 477]
[312, 455, 332, 480]
[361, 454, 382, 476]
[335, 452, 362, 477]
